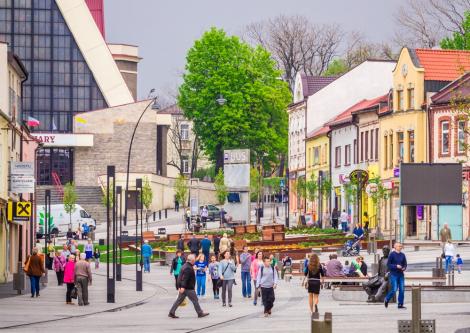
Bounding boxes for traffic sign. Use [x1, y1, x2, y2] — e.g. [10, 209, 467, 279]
[280, 179, 284, 187]
[7, 202, 31, 221]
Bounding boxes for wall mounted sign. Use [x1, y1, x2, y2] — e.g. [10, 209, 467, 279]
[32, 134, 93, 147]
[393, 168, 400, 177]
[382, 181, 395, 190]
[349, 169, 369, 183]
[339, 174, 350, 184]
[224, 149, 250, 164]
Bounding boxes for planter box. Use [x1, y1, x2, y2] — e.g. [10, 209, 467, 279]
[263, 224, 285, 232]
[272, 233, 285, 241]
[168, 234, 181, 242]
[262, 229, 275, 241]
[195, 234, 214, 241]
[245, 225, 258, 233]
[234, 225, 246, 235]
[233, 240, 247, 250]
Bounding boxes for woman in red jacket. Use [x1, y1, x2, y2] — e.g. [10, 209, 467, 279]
[63, 254, 76, 305]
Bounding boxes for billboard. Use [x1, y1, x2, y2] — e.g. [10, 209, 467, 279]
[400, 163, 462, 205]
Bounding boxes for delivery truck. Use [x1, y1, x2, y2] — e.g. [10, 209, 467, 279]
[36, 204, 95, 238]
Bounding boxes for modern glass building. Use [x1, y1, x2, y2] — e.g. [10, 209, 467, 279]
[0, 0, 134, 185]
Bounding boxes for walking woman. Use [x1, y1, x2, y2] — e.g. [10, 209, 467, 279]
[331, 208, 339, 230]
[53, 250, 66, 286]
[251, 247, 260, 263]
[84, 238, 93, 262]
[219, 233, 230, 253]
[250, 250, 264, 306]
[444, 239, 454, 274]
[208, 255, 220, 299]
[219, 251, 236, 307]
[26, 248, 45, 297]
[229, 242, 239, 283]
[64, 254, 76, 305]
[170, 249, 186, 290]
[301, 253, 324, 314]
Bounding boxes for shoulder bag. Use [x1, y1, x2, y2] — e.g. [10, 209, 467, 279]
[71, 286, 78, 299]
[23, 257, 30, 273]
[216, 261, 231, 288]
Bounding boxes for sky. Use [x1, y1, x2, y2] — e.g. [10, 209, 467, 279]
[104, 0, 407, 102]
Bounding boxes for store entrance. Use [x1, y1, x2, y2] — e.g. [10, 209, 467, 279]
[407, 206, 417, 237]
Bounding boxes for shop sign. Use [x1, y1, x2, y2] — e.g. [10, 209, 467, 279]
[366, 183, 378, 197]
[10, 162, 34, 177]
[393, 168, 400, 177]
[417, 205, 423, 220]
[11, 178, 35, 193]
[32, 134, 93, 147]
[382, 181, 395, 190]
[349, 169, 369, 183]
[339, 174, 350, 184]
[298, 170, 306, 178]
[7, 201, 32, 221]
[335, 187, 342, 195]
[224, 149, 250, 164]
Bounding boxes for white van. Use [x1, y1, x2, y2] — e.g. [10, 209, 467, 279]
[36, 204, 95, 238]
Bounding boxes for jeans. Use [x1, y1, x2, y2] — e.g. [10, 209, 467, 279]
[445, 255, 453, 273]
[144, 257, 150, 272]
[241, 271, 251, 296]
[211, 279, 219, 296]
[170, 289, 203, 315]
[76, 277, 89, 305]
[341, 222, 347, 233]
[196, 275, 206, 296]
[187, 217, 190, 228]
[222, 279, 234, 304]
[202, 249, 210, 264]
[385, 275, 405, 306]
[29, 275, 40, 295]
[261, 287, 275, 314]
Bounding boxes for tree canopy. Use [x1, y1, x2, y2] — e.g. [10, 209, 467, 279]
[441, 11, 470, 50]
[178, 28, 291, 173]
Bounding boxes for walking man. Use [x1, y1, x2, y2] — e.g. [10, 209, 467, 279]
[177, 235, 185, 253]
[340, 209, 349, 233]
[384, 242, 407, 309]
[174, 195, 179, 212]
[256, 256, 279, 317]
[439, 223, 452, 251]
[240, 246, 252, 297]
[186, 207, 191, 230]
[169, 254, 209, 318]
[187, 234, 201, 257]
[201, 234, 211, 265]
[82, 222, 89, 239]
[218, 207, 227, 228]
[322, 210, 331, 229]
[213, 234, 220, 260]
[141, 240, 153, 273]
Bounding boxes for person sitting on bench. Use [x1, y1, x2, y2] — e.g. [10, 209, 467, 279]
[190, 215, 202, 232]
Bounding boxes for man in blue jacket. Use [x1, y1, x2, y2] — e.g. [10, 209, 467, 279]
[82, 222, 89, 239]
[201, 234, 211, 263]
[141, 240, 153, 273]
[384, 242, 407, 309]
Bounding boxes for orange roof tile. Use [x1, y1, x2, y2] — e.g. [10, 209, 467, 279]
[415, 49, 470, 81]
[379, 105, 388, 114]
[307, 125, 329, 140]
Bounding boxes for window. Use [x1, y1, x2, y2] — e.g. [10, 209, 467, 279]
[442, 121, 449, 154]
[375, 129, 379, 160]
[365, 131, 369, 160]
[324, 143, 327, 164]
[398, 133, 404, 161]
[354, 139, 357, 164]
[37, 148, 72, 185]
[398, 90, 404, 110]
[390, 134, 393, 168]
[345, 145, 351, 165]
[360, 132, 364, 162]
[181, 124, 189, 141]
[408, 89, 414, 109]
[384, 136, 388, 168]
[182, 156, 189, 173]
[458, 120, 465, 153]
[409, 131, 415, 162]
[335, 147, 341, 167]
[80, 210, 90, 218]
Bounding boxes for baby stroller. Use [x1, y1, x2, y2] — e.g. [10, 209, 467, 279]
[342, 239, 359, 257]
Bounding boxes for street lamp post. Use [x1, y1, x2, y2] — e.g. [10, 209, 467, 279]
[136, 178, 143, 291]
[116, 186, 122, 282]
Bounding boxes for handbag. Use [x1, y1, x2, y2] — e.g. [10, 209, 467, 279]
[305, 280, 309, 289]
[441, 252, 445, 259]
[71, 287, 78, 299]
[216, 261, 231, 288]
[23, 258, 30, 273]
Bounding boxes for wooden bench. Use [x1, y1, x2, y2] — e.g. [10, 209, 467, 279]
[403, 243, 441, 251]
[290, 274, 447, 284]
[154, 258, 166, 266]
[224, 220, 245, 229]
[311, 248, 322, 256]
[142, 231, 155, 242]
[262, 229, 275, 241]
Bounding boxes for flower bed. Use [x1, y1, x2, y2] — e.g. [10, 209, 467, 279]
[286, 227, 342, 235]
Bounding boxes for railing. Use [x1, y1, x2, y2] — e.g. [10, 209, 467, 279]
[52, 172, 64, 200]
[369, 214, 377, 228]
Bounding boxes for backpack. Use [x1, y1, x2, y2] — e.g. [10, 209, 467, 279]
[260, 265, 276, 280]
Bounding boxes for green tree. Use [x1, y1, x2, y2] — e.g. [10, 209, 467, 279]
[174, 174, 189, 231]
[320, 173, 333, 211]
[214, 168, 228, 206]
[368, 176, 391, 233]
[178, 28, 291, 174]
[306, 173, 319, 212]
[193, 165, 216, 181]
[441, 11, 470, 50]
[101, 182, 114, 209]
[292, 177, 307, 214]
[324, 59, 349, 76]
[139, 175, 153, 231]
[63, 181, 78, 229]
[250, 168, 264, 203]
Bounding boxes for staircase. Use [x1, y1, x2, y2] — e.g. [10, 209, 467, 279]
[36, 185, 107, 223]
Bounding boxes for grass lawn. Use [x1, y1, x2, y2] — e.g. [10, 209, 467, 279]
[97, 256, 163, 265]
[53, 244, 114, 252]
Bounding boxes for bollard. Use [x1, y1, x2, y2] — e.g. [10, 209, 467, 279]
[13, 262, 25, 295]
[300, 260, 305, 273]
[276, 207, 279, 217]
[311, 312, 332, 333]
[153, 211, 156, 221]
[433, 257, 445, 286]
[212, 212, 215, 222]
[411, 285, 421, 333]
[159, 210, 161, 220]
[165, 209, 167, 219]
[447, 264, 455, 286]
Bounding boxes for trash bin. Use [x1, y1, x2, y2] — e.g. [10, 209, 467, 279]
[99, 239, 105, 246]
[259, 208, 264, 218]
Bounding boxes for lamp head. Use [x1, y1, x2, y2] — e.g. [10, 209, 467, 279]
[151, 99, 160, 110]
[216, 95, 227, 105]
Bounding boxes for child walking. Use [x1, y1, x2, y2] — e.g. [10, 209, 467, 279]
[456, 254, 463, 274]
[208, 255, 220, 299]
[195, 254, 207, 298]
[93, 248, 101, 268]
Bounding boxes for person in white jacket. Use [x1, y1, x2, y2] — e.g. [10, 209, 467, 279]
[444, 239, 454, 274]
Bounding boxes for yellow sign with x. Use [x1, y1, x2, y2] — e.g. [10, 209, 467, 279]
[7, 202, 31, 221]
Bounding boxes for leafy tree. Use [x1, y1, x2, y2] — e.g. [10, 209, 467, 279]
[193, 165, 216, 181]
[174, 174, 189, 231]
[292, 178, 307, 214]
[306, 173, 319, 211]
[320, 173, 333, 211]
[101, 182, 114, 209]
[324, 58, 349, 76]
[139, 175, 153, 231]
[63, 181, 78, 229]
[178, 27, 291, 174]
[441, 11, 470, 50]
[368, 176, 391, 233]
[214, 168, 228, 206]
[250, 168, 264, 203]
[345, 178, 359, 224]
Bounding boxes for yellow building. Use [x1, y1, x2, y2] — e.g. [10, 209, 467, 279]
[305, 125, 330, 221]
[379, 47, 470, 240]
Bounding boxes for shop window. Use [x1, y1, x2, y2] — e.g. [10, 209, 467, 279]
[442, 121, 449, 154]
[398, 91, 404, 110]
[458, 120, 465, 153]
[37, 147, 72, 185]
[409, 131, 414, 163]
[408, 88, 414, 109]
